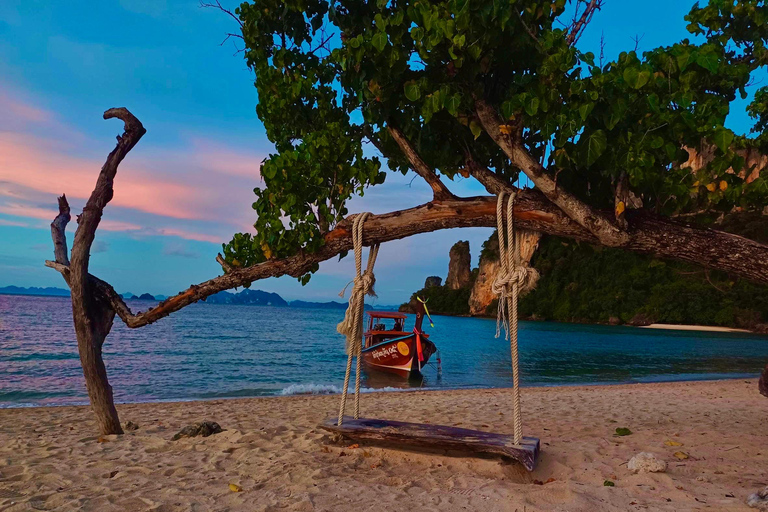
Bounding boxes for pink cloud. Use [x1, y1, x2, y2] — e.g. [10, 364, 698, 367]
[0, 218, 29, 227]
[156, 228, 221, 244]
[0, 133, 205, 220]
[0, 91, 52, 125]
[0, 85, 266, 245]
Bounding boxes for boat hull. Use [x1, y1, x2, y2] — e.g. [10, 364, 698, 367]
[361, 334, 436, 379]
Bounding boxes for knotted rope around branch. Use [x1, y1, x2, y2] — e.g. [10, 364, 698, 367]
[336, 212, 380, 426]
[492, 192, 539, 446]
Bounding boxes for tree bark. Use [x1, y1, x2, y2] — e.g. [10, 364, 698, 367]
[48, 190, 768, 331]
[387, 123, 456, 201]
[760, 365, 768, 398]
[49, 108, 146, 435]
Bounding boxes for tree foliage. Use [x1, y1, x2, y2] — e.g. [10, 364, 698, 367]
[520, 216, 768, 327]
[221, 0, 768, 281]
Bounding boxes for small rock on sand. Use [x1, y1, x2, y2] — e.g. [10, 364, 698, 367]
[747, 486, 768, 510]
[172, 421, 223, 441]
[124, 421, 139, 431]
[627, 452, 667, 474]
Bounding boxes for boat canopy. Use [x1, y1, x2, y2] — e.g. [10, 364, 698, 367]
[366, 311, 407, 319]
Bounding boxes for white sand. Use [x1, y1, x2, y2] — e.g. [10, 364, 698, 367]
[0, 379, 766, 511]
[639, 324, 752, 333]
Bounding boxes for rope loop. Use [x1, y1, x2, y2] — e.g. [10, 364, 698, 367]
[492, 192, 525, 445]
[337, 212, 380, 425]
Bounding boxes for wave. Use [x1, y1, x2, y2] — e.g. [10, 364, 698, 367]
[278, 383, 419, 396]
[279, 383, 342, 395]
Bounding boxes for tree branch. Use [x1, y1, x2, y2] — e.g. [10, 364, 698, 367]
[48, 191, 768, 330]
[51, 194, 71, 266]
[200, 0, 243, 28]
[69, 108, 146, 288]
[387, 123, 456, 201]
[463, 150, 515, 196]
[565, 0, 602, 46]
[474, 98, 629, 247]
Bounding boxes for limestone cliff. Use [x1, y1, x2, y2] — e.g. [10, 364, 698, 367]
[446, 241, 471, 290]
[469, 237, 500, 316]
[469, 230, 541, 316]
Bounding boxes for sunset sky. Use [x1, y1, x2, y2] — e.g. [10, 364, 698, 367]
[0, 1, 755, 304]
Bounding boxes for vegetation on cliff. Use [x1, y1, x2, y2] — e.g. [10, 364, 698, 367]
[520, 231, 768, 329]
[408, 213, 768, 329]
[400, 281, 474, 316]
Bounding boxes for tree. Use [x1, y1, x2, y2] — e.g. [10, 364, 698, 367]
[49, 1, 768, 433]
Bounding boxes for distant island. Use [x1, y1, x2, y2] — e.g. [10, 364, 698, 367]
[0, 285, 70, 297]
[0, 285, 385, 311]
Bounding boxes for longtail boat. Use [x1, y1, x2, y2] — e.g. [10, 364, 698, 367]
[361, 300, 437, 379]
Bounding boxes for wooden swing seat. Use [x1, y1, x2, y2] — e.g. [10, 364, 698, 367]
[322, 416, 540, 471]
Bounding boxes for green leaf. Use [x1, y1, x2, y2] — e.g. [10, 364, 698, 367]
[404, 81, 421, 101]
[623, 67, 650, 89]
[445, 93, 461, 116]
[676, 49, 696, 71]
[648, 93, 660, 113]
[525, 97, 540, 116]
[614, 427, 632, 436]
[712, 128, 734, 153]
[469, 119, 482, 139]
[696, 52, 719, 73]
[410, 27, 424, 41]
[372, 32, 387, 52]
[579, 103, 594, 121]
[603, 480, 615, 487]
[582, 130, 608, 166]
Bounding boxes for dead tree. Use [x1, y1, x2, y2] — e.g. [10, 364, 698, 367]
[49, 108, 145, 434]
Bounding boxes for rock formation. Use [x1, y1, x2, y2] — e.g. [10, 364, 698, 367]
[469, 236, 500, 316]
[469, 230, 542, 316]
[424, 276, 442, 288]
[445, 241, 471, 290]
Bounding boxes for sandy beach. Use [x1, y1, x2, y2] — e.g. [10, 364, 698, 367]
[0, 379, 766, 511]
[639, 324, 753, 333]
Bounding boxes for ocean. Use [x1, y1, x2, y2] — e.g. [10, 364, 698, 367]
[1, 294, 767, 407]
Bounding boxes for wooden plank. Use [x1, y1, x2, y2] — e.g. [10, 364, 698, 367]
[321, 417, 540, 471]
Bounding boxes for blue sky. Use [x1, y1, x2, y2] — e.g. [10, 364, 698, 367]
[0, 1, 756, 304]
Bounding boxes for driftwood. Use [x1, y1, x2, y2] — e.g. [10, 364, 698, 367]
[322, 417, 541, 471]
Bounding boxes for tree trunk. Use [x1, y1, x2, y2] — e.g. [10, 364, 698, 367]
[72, 293, 122, 434]
[760, 365, 768, 398]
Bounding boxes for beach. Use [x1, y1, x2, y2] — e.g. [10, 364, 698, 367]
[0, 379, 766, 511]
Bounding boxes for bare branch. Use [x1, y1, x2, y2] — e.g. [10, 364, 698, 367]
[69, 108, 145, 284]
[51, 194, 71, 266]
[565, 0, 603, 46]
[216, 253, 233, 273]
[387, 123, 456, 201]
[462, 150, 515, 196]
[200, 0, 243, 28]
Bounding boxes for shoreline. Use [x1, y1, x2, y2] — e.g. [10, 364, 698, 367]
[0, 378, 765, 511]
[2, 373, 765, 410]
[639, 323, 753, 333]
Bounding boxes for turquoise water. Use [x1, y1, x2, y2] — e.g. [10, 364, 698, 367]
[1, 294, 767, 407]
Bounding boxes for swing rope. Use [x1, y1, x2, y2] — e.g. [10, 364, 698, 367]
[491, 191, 535, 446]
[336, 212, 379, 426]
